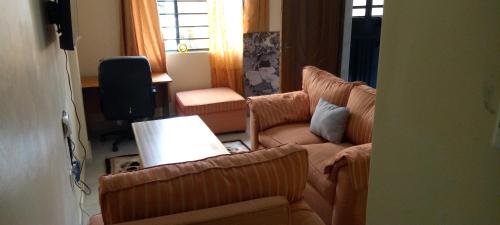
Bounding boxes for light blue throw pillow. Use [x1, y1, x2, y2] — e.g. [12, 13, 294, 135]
[310, 98, 350, 144]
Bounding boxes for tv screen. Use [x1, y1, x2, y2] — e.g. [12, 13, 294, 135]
[47, 0, 77, 50]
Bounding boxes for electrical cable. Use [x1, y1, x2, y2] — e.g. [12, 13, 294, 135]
[63, 50, 92, 196]
[68, 139, 91, 222]
[64, 50, 93, 224]
[68, 138, 91, 195]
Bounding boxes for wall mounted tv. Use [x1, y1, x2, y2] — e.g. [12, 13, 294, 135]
[47, 0, 77, 50]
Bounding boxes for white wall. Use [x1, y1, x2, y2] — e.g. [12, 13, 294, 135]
[0, 1, 89, 225]
[367, 0, 500, 224]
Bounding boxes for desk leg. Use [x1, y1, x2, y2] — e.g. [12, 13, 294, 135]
[162, 82, 170, 118]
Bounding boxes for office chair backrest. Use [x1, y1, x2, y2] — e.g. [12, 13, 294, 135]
[98, 56, 155, 121]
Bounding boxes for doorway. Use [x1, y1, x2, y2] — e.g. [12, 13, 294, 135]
[348, 0, 384, 87]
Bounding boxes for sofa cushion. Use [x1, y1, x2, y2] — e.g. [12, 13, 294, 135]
[302, 66, 359, 114]
[345, 85, 376, 145]
[290, 200, 326, 225]
[90, 199, 326, 225]
[259, 123, 325, 148]
[99, 145, 309, 225]
[303, 183, 334, 225]
[310, 98, 350, 144]
[303, 142, 353, 204]
[107, 197, 292, 225]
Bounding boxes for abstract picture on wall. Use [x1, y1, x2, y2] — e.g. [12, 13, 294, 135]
[243, 32, 280, 97]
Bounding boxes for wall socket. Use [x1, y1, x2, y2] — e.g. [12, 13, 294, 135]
[62, 110, 71, 138]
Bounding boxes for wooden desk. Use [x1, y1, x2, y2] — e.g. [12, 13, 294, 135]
[132, 116, 229, 167]
[81, 73, 173, 137]
[81, 72, 172, 88]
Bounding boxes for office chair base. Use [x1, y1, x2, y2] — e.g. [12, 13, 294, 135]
[111, 132, 134, 152]
[100, 122, 134, 152]
[99, 130, 124, 142]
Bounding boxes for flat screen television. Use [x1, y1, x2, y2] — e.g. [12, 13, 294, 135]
[47, 0, 77, 50]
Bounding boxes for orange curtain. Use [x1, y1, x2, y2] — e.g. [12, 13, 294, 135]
[208, 0, 244, 95]
[243, 0, 270, 33]
[122, 0, 167, 73]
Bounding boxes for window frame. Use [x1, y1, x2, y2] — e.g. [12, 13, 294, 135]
[352, 0, 384, 18]
[157, 0, 209, 52]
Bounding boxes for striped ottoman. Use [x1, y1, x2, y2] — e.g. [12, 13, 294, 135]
[175, 87, 246, 134]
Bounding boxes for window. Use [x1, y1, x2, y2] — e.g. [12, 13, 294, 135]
[157, 0, 209, 52]
[352, 0, 384, 17]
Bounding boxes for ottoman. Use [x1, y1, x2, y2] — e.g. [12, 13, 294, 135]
[175, 87, 246, 134]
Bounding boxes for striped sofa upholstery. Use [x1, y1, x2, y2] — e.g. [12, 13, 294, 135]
[344, 85, 376, 145]
[247, 91, 311, 131]
[302, 66, 361, 114]
[175, 87, 247, 134]
[98, 144, 309, 225]
[247, 91, 311, 150]
[246, 66, 376, 225]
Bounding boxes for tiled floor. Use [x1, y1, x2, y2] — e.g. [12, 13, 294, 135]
[81, 124, 249, 223]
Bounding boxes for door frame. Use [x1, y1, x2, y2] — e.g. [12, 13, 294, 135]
[340, 0, 353, 81]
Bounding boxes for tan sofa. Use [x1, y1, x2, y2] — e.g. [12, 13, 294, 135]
[247, 66, 375, 225]
[89, 145, 325, 225]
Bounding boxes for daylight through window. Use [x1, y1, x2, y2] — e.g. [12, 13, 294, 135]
[352, 0, 384, 17]
[157, 0, 209, 52]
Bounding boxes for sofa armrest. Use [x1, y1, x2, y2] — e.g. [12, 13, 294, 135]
[113, 197, 290, 225]
[324, 143, 372, 225]
[247, 91, 311, 150]
[324, 143, 372, 190]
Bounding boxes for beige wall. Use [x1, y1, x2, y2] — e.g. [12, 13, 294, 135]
[0, 1, 89, 225]
[77, 0, 122, 76]
[368, 0, 500, 224]
[269, 0, 282, 32]
[166, 52, 212, 96]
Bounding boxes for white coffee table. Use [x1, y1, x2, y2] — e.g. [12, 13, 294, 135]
[132, 116, 229, 167]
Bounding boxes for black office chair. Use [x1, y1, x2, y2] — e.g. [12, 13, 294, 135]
[98, 56, 156, 152]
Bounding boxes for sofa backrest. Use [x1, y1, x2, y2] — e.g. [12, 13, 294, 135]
[302, 66, 360, 114]
[98, 145, 309, 225]
[345, 85, 376, 145]
[247, 91, 311, 131]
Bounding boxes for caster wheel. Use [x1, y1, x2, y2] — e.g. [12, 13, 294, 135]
[112, 145, 119, 152]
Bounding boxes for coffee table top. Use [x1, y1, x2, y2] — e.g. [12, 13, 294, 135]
[132, 116, 229, 167]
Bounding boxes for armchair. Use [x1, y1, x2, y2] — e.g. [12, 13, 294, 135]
[89, 145, 325, 225]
